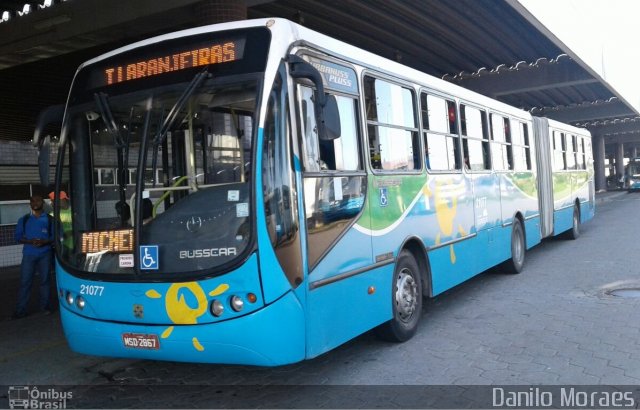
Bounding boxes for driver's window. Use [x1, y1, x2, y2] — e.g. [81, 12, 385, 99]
[299, 86, 361, 172]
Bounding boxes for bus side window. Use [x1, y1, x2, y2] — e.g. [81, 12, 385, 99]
[299, 87, 360, 172]
[364, 76, 419, 171]
[552, 131, 564, 171]
[566, 134, 576, 170]
[461, 104, 490, 171]
[420, 93, 460, 171]
[511, 120, 532, 171]
[489, 114, 511, 171]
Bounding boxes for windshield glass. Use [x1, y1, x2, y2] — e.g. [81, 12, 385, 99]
[57, 27, 270, 278]
[61, 76, 257, 276]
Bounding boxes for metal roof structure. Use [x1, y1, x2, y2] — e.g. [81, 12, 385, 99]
[0, 0, 638, 155]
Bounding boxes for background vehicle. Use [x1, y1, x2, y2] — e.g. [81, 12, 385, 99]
[626, 158, 640, 192]
[35, 18, 594, 366]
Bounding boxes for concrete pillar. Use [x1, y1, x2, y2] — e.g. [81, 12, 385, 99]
[593, 135, 606, 192]
[616, 142, 625, 180]
[194, 0, 247, 25]
[632, 146, 638, 159]
[608, 152, 615, 175]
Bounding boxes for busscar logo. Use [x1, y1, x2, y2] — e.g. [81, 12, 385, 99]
[179, 247, 237, 259]
[8, 386, 72, 409]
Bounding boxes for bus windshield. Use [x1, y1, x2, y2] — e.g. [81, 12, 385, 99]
[628, 160, 640, 177]
[58, 27, 270, 277]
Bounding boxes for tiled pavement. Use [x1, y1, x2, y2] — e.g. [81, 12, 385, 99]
[0, 189, 638, 408]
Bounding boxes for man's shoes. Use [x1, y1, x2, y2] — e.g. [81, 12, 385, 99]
[11, 311, 27, 320]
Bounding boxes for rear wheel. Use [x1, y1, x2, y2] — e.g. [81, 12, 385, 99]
[375, 250, 422, 342]
[504, 219, 525, 274]
[566, 205, 580, 240]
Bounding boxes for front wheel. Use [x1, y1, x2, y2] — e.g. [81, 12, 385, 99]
[375, 250, 422, 342]
[503, 219, 525, 274]
[565, 205, 580, 240]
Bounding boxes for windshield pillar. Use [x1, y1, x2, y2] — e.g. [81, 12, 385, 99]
[70, 116, 94, 234]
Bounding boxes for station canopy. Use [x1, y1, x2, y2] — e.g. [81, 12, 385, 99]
[0, 0, 637, 150]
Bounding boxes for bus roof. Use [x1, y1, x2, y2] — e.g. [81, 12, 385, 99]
[545, 117, 592, 137]
[78, 17, 587, 134]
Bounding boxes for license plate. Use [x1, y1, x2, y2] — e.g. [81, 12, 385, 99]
[122, 333, 160, 350]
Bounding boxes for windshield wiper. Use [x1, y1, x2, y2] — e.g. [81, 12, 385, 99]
[94, 92, 132, 224]
[150, 69, 209, 186]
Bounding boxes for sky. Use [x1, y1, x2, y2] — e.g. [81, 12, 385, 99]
[518, 0, 640, 113]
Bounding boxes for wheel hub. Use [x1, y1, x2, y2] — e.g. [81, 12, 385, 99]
[395, 269, 418, 322]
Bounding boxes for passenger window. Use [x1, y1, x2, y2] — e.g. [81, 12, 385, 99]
[421, 93, 460, 171]
[561, 133, 568, 170]
[511, 121, 532, 171]
[300, 88, 361, 171]
[552, 131, 565, 171]
[579, 138, 586, 169]
[364, 76, 420, 171]
[461, 104, 490, 171]
[490, 114, 512, 171]
[566, 135, 576, 170]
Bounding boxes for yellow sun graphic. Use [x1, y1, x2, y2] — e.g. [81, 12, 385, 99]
[145, 282, 230, 352]
[430, 178, 466, 264]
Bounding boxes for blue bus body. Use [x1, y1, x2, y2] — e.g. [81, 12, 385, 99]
[46, 18, 594, 365]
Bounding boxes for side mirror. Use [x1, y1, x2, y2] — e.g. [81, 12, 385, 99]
[318, 94, 341, 141]
[33, 104, 64, 186]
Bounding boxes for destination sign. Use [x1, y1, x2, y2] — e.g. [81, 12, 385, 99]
[102, 38, 246, 86]
[81, 229, 134, 254]
[305, 56, 358, 95]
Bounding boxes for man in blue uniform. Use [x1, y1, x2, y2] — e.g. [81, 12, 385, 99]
[13, 194, 54, 319]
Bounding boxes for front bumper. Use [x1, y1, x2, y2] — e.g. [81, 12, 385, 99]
[59, 290, 306, 366]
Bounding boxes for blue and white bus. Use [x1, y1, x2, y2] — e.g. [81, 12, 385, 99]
[35, 18, 594, 365]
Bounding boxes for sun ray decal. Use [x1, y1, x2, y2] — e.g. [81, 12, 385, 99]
[145, 282, 230, 352]
[161, 326, 174, 339]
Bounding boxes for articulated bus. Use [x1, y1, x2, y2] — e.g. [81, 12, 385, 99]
[35, 18, 594, 365]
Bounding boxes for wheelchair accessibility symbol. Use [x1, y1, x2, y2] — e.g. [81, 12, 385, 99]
[140, 245, 159, 270]
[379, 188, 388, 207]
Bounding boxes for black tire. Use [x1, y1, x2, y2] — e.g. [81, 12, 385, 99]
[565, 205, 580, 240]
[375, 250, 422, 342]
[504, 219, 525, 274]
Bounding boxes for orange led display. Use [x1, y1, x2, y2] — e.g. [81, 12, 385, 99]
[81, 229, 134, 253]
[104, 41, 237, 86]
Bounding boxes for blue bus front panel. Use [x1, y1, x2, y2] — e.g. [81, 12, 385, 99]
[55, 253, 306, 365]
[59, 290, 305, 365]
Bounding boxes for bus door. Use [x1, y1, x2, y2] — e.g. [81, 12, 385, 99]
[295, 61, 379, 357]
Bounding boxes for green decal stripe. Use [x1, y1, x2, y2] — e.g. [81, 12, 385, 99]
[358, 175, 425, 231]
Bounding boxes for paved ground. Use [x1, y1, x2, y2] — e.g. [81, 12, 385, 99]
[0, 190, 638, 408]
